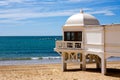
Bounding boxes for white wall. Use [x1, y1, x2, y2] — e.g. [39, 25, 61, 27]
[84, 25, 120, 58]
[105, 25, 120, 54]
[85, 27, 104, 52]
[86, 32, 102, 44]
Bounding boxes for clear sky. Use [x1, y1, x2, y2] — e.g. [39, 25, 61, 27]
[0, 0, 120, 36]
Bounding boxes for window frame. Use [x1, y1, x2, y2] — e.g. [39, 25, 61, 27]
[64, 31, 82, 41]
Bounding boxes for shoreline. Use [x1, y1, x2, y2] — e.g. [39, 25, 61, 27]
[0, 57, 120, 66]
[0, 58, 61, 66]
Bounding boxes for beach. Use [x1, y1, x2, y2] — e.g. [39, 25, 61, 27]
[0, 61, 120, 80]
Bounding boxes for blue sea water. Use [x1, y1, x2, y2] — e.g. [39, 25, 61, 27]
[0, 36, 62, 60]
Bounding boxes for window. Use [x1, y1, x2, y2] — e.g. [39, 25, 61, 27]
[64, 31, 82, 41]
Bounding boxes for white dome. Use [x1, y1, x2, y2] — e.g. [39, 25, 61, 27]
[64, 11, 100, 26]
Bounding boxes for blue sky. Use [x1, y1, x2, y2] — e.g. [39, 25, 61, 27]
[0, 0, 120, 36]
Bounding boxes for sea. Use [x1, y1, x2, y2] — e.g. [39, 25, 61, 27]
[0, 36, 120, 65]
[0, 36, 62, 65]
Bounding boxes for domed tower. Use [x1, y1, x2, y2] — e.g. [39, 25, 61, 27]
[63, 10, 100, 44]
[54, 10, 107, 74]
[65, 10, 99, 26]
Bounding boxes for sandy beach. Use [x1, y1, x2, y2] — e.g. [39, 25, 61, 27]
[0, 61, 119, 80]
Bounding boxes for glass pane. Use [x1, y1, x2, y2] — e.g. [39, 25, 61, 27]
[67, 32, 70, 41]
[71, 32, 74, 41]
[78, 32, 82, 41]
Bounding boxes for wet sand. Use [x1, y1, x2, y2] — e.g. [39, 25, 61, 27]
[0, 61, 120, 80]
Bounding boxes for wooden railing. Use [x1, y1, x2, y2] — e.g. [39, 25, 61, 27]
[56, 41, 83, 49]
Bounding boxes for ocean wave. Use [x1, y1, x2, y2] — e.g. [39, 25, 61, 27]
[0, 56, 61, 61]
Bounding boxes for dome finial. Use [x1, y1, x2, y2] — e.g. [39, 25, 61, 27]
[80, 9, 84, 13]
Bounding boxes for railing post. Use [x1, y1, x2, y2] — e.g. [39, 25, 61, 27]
[73, 42, 75, 49]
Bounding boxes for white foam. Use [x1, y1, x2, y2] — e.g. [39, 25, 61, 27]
[31, 57, 39, 60]
[42, 56, 61, 59]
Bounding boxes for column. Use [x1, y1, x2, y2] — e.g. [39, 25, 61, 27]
[101, 54, 106, 74]
[82, 52, 86, 71]
[62, 52, 67, 71]
[80, 53, 82, 69]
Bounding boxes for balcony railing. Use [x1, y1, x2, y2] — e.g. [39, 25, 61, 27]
[55, 40, 83, 49]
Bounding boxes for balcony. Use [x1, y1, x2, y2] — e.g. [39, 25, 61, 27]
[55, 40, 83, 50]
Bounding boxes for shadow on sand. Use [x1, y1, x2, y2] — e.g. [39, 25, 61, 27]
[86, 68, 120, 78]
[65, 68, 82, 72]
[65, 68, 120, 78]
[106, 68, 120, 78]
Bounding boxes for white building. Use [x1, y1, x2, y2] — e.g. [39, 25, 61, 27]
[54, 10, 120, 74]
